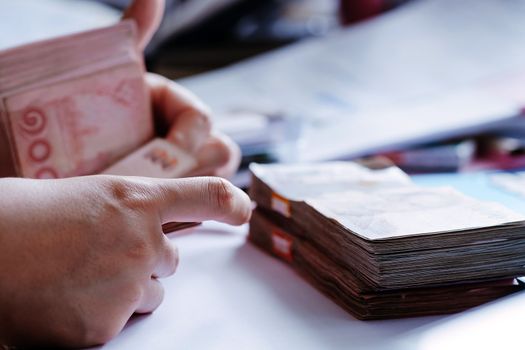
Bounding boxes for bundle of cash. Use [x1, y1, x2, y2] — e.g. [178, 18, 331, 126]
[248, 162, 525, 319]
[0, 20, 153, 178]
[102, 137, 197, 178]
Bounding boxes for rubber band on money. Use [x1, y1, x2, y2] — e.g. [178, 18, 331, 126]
[271, 229, 293, 262]
[271, 192, 291, 218]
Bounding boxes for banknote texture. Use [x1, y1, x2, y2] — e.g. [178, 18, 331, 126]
[0, 20, 153, 178]
[248, 162, 525, 318]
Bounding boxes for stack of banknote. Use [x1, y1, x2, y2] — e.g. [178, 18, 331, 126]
[0, 20, 154, 178]
[0, 19, 197, 179]
[248, 162, 525, 319]
[0, 20, 200, 234]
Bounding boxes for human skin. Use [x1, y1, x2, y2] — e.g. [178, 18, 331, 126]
[0, 176, 251, 347]
[127, 0, 242, 178]
[0, 0, 249, 347]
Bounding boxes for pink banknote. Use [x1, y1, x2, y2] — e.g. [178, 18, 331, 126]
[103, 138, 197, 178]
[0, 20, 153, 178]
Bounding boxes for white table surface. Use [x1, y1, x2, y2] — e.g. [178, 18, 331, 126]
[95, 222, 525, 350]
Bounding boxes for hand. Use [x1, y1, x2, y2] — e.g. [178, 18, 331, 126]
[124, 0, 241, 178]
[0, 176, 251, 347]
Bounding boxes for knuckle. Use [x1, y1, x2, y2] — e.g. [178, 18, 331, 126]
[183, 90, 212, 120]
[104, 177, 155, 212]
[197, 112, 212, 131]
[207, 178, 236, 213]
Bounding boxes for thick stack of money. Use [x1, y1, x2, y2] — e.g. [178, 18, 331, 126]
[0, 22, 200, 234]
[0, 20, 152, 178]
[248, 162, 525, 319]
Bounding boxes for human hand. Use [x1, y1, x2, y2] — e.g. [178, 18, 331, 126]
[0, 175, 251, 347]
[124, 0, 241, 179]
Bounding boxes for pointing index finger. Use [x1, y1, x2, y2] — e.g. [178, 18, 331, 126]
[153, 177, 252, 226]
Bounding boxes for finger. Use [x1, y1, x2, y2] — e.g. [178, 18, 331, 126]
[153, 239, 179, 278]
[167, 110, 211, 153]
[151, 177, 252, 226]
[147, 73, 212, 152]
[123, 0, 165, 50]
[136, 278, 164, 314]
[186, 132, 242, 178]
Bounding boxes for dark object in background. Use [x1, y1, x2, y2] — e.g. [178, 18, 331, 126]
[92, 0, 303, 76]
[92, 0, 411, 78]
[339, 0, 409, 25]
[150, 0, 277, 78]
[162, 221, 200, 234]
[149, 0, 413, 78]
[149, 0, 340, 79]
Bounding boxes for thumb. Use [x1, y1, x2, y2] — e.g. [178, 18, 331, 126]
[123, 0, 165, 50]
[151, 177, 252, 226]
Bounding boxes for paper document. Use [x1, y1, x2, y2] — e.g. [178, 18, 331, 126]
[181, 0, 525, 162]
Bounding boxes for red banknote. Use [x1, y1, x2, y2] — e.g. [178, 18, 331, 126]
[0, 20, 153, 178]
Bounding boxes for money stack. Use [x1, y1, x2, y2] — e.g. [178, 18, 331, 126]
[0, 20, 152, 179]
[248, 162, 525, 319]
[0, 22, 199, 233]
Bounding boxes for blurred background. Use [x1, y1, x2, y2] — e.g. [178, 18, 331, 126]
[93, 0, 410, 78]
[3, 0, 525, 188]
[0, 0, 410, 77]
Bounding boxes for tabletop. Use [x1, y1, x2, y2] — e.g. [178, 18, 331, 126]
[94, 222, 525, 350]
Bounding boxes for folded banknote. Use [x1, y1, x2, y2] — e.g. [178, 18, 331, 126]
[103, 138, 197, 178]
